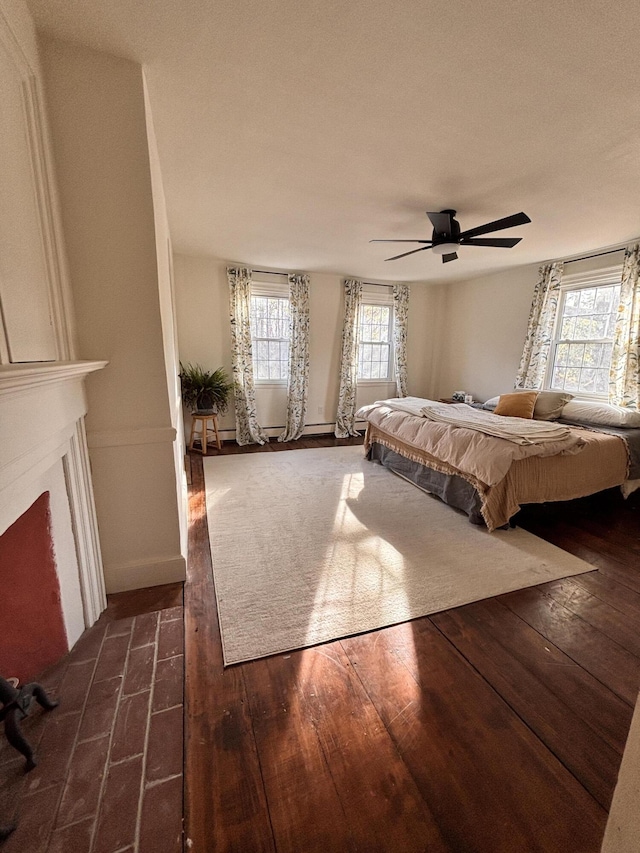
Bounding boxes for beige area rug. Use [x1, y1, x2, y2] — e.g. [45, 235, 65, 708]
[204, 445, 593, 665]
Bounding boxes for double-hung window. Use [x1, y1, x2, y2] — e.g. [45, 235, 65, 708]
[357, 293, 394, 382]
[547, 267, 621, 399]
[250, 279, 290, 383]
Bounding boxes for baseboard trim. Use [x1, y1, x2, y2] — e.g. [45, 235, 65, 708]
[104, 553, 186, 594]
[215, 421, 367, 442]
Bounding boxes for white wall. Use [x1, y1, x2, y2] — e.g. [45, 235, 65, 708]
[431, 264, 538, 403]
[40, 37, 186, 592]
[174, 253, 441, 438]
[429, 250, 628, 403]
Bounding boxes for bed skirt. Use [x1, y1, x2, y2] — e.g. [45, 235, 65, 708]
[366, 441, 486, 525]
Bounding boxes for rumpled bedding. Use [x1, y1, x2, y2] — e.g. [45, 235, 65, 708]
[418, 401, 578, 446]
[357, 399, 586, 487]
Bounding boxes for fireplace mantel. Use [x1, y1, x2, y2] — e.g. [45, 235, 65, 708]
[1, 358, 108, 636]
[0, 360, 107, 396]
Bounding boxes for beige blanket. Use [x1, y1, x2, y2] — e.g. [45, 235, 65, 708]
[357, 401, 586, 487]
[419, 401, 576, 445]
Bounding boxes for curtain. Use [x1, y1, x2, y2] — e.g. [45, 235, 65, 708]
[227, 267, 268, 445]
[515, 261, 564, 389]
[393, 284, 410, 398]
[279, 274, 311, 442]
[335, 279, 363, 437]
[610, 244, 640, 409]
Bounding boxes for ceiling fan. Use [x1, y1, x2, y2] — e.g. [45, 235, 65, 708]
[371, 209, 531, 264]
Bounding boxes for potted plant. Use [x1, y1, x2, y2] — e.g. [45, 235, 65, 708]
[179, 362, 234, 414]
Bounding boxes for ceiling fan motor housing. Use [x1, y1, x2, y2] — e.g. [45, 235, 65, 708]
[433, 209, 460, 245]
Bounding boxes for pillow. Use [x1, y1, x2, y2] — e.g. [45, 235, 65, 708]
[561, 400, 640, 428]
[527, 390, 575, 420]
[483, 390, 574, 420]
[493, 391, 538, 419]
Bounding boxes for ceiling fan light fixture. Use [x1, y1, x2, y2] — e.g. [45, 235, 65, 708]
[432, 242, 459, 255]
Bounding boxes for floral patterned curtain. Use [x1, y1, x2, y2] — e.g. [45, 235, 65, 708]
[609, 244, 640, 409]
[335, 279, 363, 438]
[227, 267, 268, 445]
[279, 274, 311, 442]
[515, 261, 564, 389]
[393, 284, 410, 398]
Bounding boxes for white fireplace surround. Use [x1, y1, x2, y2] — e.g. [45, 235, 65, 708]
[0, 360, 108, 648]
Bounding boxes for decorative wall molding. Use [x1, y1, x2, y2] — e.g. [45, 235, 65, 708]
[22, 74, 78, 360]
[87, 425, 177, 449]
[64, 421, 107, 625]
[0, 6, 77, 361]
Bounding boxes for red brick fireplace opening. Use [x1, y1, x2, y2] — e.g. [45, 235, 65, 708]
[0, 492, 68, 683]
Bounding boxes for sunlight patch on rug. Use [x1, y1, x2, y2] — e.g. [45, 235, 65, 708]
[204, 446, 593, 665]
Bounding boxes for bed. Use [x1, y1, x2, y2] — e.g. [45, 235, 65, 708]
[357, 397, 640, 531]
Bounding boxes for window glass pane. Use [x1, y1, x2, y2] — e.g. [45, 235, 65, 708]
[565, 368, 580, 391]
[582, 342, 599, 367]
[357, 304, 392, 379]
[567, 344, 584, 366]
[560, 317, 574, 339]
[573, 317, 593, 340]
[551, 366, 566, 389]
[564, 291, 580, 316]
[580, 368, 597, 393]
[594, 288, 612, 313]
[578, 288, 596, 313]
[250, 294, 290, 381]
[595, 369, 609, 394]
[549, 282, 619, 397]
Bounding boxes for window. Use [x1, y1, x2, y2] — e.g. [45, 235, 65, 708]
[548, 274, 621, 398]
[357, 302, 393, 381]
[250, 291, 290, 382]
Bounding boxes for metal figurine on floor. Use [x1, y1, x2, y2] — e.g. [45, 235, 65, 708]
[0, 675, 59, 841]
[0, 675, 59, 769]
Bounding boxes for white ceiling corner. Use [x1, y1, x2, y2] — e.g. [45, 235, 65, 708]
[27, 0, 640, 283]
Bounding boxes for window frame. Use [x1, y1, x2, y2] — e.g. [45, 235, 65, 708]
[357, 289, 395, 384]
[545, 265, 622, 401]
[250, 277, 291, 387]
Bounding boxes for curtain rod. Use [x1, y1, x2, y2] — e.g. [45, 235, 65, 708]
[564, 247, 626, 265]
[253, 270, 394, 287]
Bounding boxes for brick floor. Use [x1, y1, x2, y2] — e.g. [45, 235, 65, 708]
[0, 601, 184, 853]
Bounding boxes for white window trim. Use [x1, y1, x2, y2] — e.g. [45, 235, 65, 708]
[250, 275, 290, 386]
[357, 286, 395, 385]
[545, 264, 622, 401]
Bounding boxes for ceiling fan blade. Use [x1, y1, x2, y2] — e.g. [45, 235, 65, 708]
[442, 252, 458, 263]
[460, 212, 531, 240]
[370, 239, 432, 244]
[427, 211, 453, 235]
[385, 246, 431, 261]
[461, 237, 522, 248]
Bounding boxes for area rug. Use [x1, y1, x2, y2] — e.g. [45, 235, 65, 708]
[204, 445, 593, 665]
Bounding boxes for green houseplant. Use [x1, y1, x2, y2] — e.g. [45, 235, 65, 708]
[179, 362, 234, 414]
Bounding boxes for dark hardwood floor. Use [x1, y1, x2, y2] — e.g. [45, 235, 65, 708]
[184, 435, 640, 852]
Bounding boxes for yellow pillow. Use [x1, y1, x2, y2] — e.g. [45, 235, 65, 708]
[494, 391, 538, 419]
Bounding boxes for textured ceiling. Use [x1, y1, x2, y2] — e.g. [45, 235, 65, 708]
[28, 0, 640, 282]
